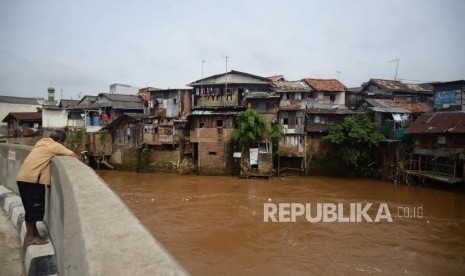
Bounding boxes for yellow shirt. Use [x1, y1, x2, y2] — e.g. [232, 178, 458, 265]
[17, 138, 75, 185]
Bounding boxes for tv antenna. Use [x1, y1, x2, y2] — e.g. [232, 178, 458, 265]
[223, 54, 229, 107]
[201, 59, 208, 106]
[336, 70, 341, 80]
[389, 58, 399, 80]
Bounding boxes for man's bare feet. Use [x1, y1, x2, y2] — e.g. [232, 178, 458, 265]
[26, 237, 49, 246]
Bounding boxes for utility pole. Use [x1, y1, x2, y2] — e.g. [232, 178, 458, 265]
[201, 59, 206, 107]
[224, 54, 229, 107]
[389, 58, 400, 81]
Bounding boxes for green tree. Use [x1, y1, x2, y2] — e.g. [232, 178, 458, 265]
[323, 113, 384, 173]
[269, 123, 284, 148]
[232, 108, 269, 147]
[232, 109, 269, 173]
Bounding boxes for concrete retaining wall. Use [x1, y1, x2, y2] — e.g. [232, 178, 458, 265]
[0, 143, 188, 275]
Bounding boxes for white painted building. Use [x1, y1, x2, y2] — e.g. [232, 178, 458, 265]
[42, 107, 69, 129]
[109, 83, 141, 95]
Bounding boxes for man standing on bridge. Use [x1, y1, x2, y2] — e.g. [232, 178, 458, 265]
[16, 129, 79, 246]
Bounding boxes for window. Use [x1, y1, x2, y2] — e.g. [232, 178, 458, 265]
[286, 136, 298, 146]
[295, 93, 302, 100]
[330, 95, 336, 103]
[296, 117, 304, 125]
[217, 120, 223, 127]
[199, 122, 205, 128]
[209, 151, 217, 155]
[283, 118, 289, 125]
[314, 115, 320, 123]
[437, 136, 446, 144]
[259, 142, 269, 153]
[173, 98, 177, 104]
[258, 102, 267, 112]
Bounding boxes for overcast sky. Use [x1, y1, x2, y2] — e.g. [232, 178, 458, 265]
[1, 0, 464, 100]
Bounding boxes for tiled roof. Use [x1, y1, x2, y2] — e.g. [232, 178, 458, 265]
[267, 75, 285, 82]
[138, 87, 161, 93]
[303, 79, 346, 92]
[406, 112, 465, 134]
[2, 112, 42, 122]
[272, 81, 312, 92]
[361, 98, 432, 113]
[390, 101, 433, 113]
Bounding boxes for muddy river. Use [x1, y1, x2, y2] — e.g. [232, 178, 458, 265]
[98, 171, 465, 275]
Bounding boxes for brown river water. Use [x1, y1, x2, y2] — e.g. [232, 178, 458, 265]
[98, 171, 465, 275]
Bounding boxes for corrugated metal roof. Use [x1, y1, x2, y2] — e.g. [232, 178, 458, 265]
[306, 108, 358, 115]
[245, 92, 279, 99]
[364, 79, 433, 94]
[102, 93, 141, 102]
[97, 101, 144, 110]
[0, 95, 43, 105]
[405, 112, 465, 134]
[303, 79, 346, 92]
[405, 83, 434, 92]
[364, 98, 388, 107]
[347, 87, 362, 93]
[372, 107, 411, 113]
[273, 81, 312, 92]
[2, 112, 42, 122]
[59, 99, 79, 108]
[189, 70, 269, 86]
[72, 94, 143, 110]
[189, 110, 239, 116]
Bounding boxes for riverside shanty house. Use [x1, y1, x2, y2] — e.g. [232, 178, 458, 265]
[70, 93, 144, 133]
[356, 79, 433, 140]
[304, 78, 348, 138]
[242, 91, 281, 177]
[188, 70, 270, 175]
[404, 111, 465, 185]
[140, 88, 192, 146]
[0, 95, 43, 136]
[272, 80, 312, 173]
[357, 98, 412, 140]
[68, 95, 97, 130]
[303, 79, 357, 167]
[105, 113, 144, 148]
[360, 79, 433, 103]
[2, 112, 42, 137]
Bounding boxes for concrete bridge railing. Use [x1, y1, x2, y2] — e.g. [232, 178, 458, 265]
[0, 143, 188, 275]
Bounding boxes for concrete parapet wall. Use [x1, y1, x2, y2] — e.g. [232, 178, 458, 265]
[0, 143, 188, 275]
